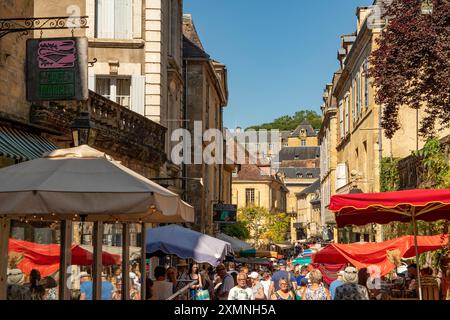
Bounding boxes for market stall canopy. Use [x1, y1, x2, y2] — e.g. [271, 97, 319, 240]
[215, 233, 253, 252]
[275, 242, 294, 250]
[329, 188, 450, 227]
[237, 249, 278, 259]
[312, 235, 449, 276]
[146, 225, 233, 267]
[234, 257, 271, 266]
[0, 145, 194, 223]
[80, 245, 141, 261]
[8, 238, 121, 277]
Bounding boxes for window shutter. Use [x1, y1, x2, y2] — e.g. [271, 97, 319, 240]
[88, 73, 96, 92]
[97, 0, 115, 38]
[336, 163, 348, 190]
[131, 75, 145, 116]
[115, 0, 133, 39]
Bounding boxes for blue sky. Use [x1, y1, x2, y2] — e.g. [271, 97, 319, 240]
[184, 0, 373, 129]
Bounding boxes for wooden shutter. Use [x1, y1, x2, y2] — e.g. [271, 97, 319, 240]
[88, 73, 96, 92]
[115, 0, 133, 39]
[97, 0, 115, 38]
[131, 75, 145, 116]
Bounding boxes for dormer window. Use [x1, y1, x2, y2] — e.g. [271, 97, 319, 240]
[307, 173, 313, 178]
[294, 154, 300, 160]
[296, 172, 303, 178]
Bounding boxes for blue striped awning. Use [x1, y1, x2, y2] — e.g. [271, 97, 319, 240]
[0, 125, 58, 161]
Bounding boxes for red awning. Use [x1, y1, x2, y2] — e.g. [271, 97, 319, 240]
[329, 188, 450, 228]
[312, 235, 448, 276]
[8, 238, 121, 277]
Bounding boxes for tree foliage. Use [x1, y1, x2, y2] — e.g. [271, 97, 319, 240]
[370, 0, 450, 138]
[381, 138, 449, 268]
[222, 221, 250, 240]
[236, 207, 290, 248]
[263, 212, 291, 243]
[380, 157, 400, 192]
[246, 110, 322, 131]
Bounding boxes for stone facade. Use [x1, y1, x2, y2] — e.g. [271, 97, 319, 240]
[182, 14, 230, 235]
[318, 74, 340, 242]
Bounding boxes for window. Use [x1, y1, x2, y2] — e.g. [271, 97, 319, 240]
[356, 72, 361, 117]
[294, 154, 300, 160]
[296, 172, 303, 178]
[301, 140, 306, 146]
[307, 173, 313, 178]
[96, 76, 131, 108]
[352, 80, 357, 123]
[245, 188, 255, 206]
[364, 59, 369, 110]
[339, 100, 344, 139]
[97, 0, 133, 39]
[345, 96, 350, 134]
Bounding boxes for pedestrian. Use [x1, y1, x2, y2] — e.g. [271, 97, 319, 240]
[299, 269, 330, 300]
[228, 272, 255, 300]
[270, 278, 295, 300]
[334, 266, 369, 300]
[214, 263, 235, 300]
[151, 266, 173, 300]
[166, 266, 178, 294]
[28, 269, 45, 300]
[295, 277, 308, 300]
[329, 270, 345, 300]
[295, 265, 308, 287]
[269, 260, 297, 297]
[187, 263, 203, 300]
[6, 268, 31, 300]
[260, 271, 272, 300]
[366, 265, 382, 300]
[248, 271, 265, 300]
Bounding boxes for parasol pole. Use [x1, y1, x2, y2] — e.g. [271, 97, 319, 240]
[411, 207, 423, 300]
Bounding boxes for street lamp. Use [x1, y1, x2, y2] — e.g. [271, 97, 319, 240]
[421, 0, 433, 15]
[71, 111, 97, 147]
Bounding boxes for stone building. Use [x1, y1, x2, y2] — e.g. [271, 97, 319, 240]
[318, 73, 340, 242]
[182, 14, 230, 235]
[0, 1, 171, 247]
[295, 180, 322, 239]
[288, 120, 318, 147]
[328, 3, 450, 243]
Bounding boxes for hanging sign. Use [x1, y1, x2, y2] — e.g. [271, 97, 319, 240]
[26, 37, 88, 101]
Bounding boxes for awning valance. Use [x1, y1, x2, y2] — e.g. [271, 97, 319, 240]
[0, 125, 58, 161]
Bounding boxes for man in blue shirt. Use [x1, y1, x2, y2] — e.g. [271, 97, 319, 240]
[329, 270, 345, 300]
[79, 272, 114, 300]
[269, 260, 297, 296]
[296, 265, 308, 286]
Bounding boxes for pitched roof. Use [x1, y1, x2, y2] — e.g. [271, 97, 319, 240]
[296, 179, 321, 197]
[278, 147, 320, 161]
[183, 35, 210, 59]
[290, 120, 317, 137]
[279, 167, 320, 179]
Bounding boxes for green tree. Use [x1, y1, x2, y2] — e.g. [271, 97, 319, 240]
[222, 221, 250, 240]
[246, 110, 322, 131]
[237, 206, 270, 248]
[264, 212, 291, 243]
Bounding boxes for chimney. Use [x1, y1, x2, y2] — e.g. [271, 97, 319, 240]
[356, 7, 371, 33]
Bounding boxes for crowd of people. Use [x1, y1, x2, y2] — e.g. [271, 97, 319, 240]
[146, 257, 449, 300]
[6, 256, 448, 300]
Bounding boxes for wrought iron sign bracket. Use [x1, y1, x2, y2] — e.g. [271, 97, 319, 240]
[0, 16, 88, 39]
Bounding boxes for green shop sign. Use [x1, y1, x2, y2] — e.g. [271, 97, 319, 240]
[26, 37, 88, 102]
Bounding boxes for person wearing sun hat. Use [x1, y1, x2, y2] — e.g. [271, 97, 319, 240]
[334, 266, 369, 300]
[6, 269, 32, 300]
[329, 270, 345, 300]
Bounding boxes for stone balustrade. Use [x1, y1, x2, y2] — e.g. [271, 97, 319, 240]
[30, 91, 166, 167]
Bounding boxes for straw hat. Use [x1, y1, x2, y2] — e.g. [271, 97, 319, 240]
[343, 267, 358, 283]
[7, 269, 25, 285]
[79, 272, 90, 279]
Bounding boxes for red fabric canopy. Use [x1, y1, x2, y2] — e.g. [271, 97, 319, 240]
[329, 188, 450, 228]
[8, 239, 121, 277]
[312, 235, 449, 276]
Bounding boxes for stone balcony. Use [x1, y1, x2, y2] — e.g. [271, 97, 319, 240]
[29, 91, 166, 167]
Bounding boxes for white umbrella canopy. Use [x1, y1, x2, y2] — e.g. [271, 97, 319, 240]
[0, 145, 194, 223]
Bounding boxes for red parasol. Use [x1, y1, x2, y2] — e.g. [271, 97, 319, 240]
[8, 238, 121, 277]
[312, 235, 449, 276]
[329, 188, 450, 300]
